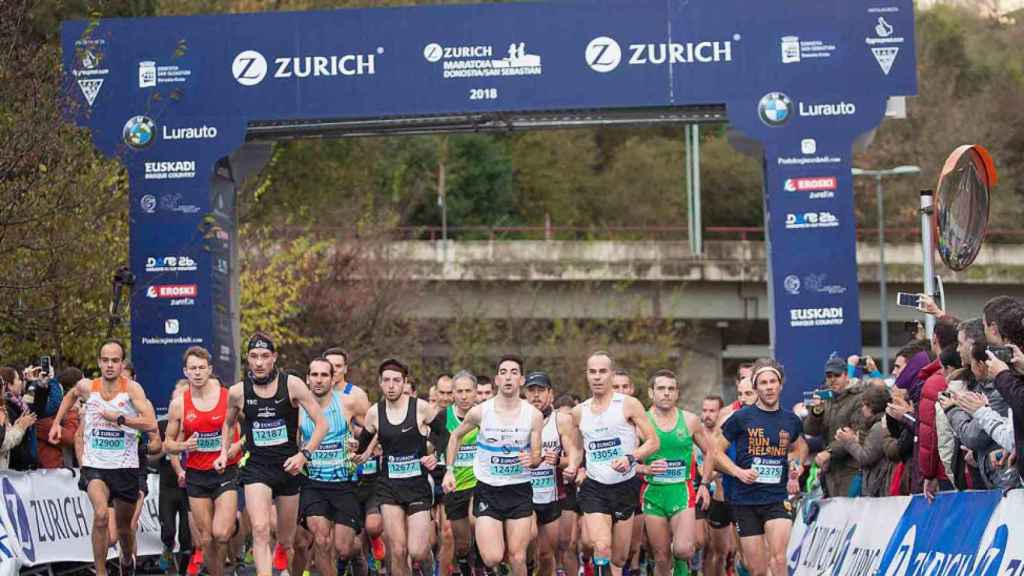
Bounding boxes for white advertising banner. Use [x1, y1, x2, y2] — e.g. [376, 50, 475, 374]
[787, 495, 912, 576]
[972, 490, 1024, 575]
[0, 468, 165, 573]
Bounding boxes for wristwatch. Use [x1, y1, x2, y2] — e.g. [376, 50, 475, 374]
[116, 415, 126, 426]
[300, 448, 313, 461]
[625, 454, 638, 467]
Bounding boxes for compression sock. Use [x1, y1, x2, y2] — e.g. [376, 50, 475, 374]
[672, 558, 689, 576]
[593, 557, 611, 576]
[527, 560, 536, 576]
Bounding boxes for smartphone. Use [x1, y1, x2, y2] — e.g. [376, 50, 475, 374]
[857, 357, 869, 368]
[896, 292, 921, 308]
[988, 346, 1013, 364]
[39, 355, 51, 375]
[813, 389, 835, 401]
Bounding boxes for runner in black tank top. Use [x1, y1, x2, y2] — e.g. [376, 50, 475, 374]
[352, 358, 440, 576]
[216, 333, 329, 576]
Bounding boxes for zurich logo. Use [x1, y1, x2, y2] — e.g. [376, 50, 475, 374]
[123, 115, 155, 149]
[585, 37, 622, 73]
[232, 50, 267, 86]
[758, 92, 792, 126]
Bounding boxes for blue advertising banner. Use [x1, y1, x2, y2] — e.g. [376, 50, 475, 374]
[62, 0, 917, 410]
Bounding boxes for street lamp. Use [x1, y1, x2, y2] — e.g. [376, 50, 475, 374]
[851, 165, 921, 374]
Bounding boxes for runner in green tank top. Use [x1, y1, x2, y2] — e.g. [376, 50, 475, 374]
[443, 371, 480, 576]
[640, 370, 717, 576]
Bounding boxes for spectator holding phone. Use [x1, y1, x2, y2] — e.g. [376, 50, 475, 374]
[36, 367, 81, 468]
[0, 368, 39, 471]
[833, 386, 895, 497]
[981, 296, 1024, 484]
[804, 356, 866, 497]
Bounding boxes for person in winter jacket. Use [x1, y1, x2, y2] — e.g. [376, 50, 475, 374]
[981, 296, 1024, 483]
[834, 386, 894, 497]
[805, 357, 866, 497]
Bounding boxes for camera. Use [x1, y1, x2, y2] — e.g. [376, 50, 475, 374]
[988, 346, 1013, 364]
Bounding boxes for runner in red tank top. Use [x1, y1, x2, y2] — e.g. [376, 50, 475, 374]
[165, 346, 244, 576]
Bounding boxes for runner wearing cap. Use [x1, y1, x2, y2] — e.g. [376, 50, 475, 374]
[443, 354, 544, 576]
[164, 346, 244, 576]
[571, 351, 660, 576]
[215, 333, 329, 576]
[640, 370, 715, 576]
[524, 371, 580, 576]
[49, 339, 158, 576]
[351, 358, 440, 576]
[714, 358, 807, 576]
[443, 370, 480, 576]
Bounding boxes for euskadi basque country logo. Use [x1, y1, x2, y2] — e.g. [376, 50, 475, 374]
[758, 92, 792, 126]
[123, 115, 155, 149]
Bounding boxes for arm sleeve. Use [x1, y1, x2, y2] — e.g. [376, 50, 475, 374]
[44, 381, 64, 418]
[0, 424, 25, 453]
[721, 412, 740, 443]
[972, 406, 1016, 453]
[803, 407, 825, 437]
[994, 371, 1024, 414]
[946, 408, 991, 452]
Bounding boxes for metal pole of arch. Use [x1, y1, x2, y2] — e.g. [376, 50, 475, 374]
[686, 124, 703, 256]
[921, 189, 936, 338]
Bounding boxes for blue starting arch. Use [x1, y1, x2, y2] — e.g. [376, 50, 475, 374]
[63, 0, 916, 410]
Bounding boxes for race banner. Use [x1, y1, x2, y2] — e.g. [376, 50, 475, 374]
[787, 495, 911, 576]
[972, 490, 1024, 576]
[0, 469, 165, 571]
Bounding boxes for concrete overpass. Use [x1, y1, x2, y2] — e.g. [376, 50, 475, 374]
[367, 239, 1023, 401]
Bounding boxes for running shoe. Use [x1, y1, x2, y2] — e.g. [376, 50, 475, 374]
[372, 537, 386, 562]
[273, 544, 289, 571]
[186, 550, 202, 576]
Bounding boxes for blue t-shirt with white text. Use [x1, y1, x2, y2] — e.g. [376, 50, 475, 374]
[721, 405, 803, 506]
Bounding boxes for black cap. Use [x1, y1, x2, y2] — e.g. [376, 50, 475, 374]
[824, 357, 846, 375]
[378, 357, 409, 377]
[524, 371, 552, 389]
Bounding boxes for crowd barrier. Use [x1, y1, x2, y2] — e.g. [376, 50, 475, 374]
[0, 469, 165, 576]
[787, 489, 1023, 576]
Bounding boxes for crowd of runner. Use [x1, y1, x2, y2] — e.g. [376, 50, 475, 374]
[54, 334, 809, 576]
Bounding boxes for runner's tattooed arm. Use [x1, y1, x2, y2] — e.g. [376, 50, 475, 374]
[214, 383, 244, 472]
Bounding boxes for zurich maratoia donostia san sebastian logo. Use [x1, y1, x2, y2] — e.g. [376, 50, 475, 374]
[123, 115, 155, 149]
[758, 92, 792, 126]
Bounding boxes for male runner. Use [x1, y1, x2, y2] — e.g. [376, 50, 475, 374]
[352, 358, 439, 576]
[429, 374, 456, 576]
[524, 371, 580, 576]
[693, 396, 733, 576]
[49, 339, 158, 576]
[610, 369, 644, 576]
[443, 371, 479, 576]
[295, 357, 368, 576]
[443, 355, 544, 576]
[554, 394, 581, 576]
[641, 370, 715, 576]
[476, 377, 495, 404]
[214, 333, 329, 576]
[714, 359, 807, 576]
[572, 352, 659, 576]
[164, 347, 244, 576]
[324, 346, 378, 576]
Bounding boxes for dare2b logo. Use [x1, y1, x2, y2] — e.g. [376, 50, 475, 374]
[2, 478, 35, 562]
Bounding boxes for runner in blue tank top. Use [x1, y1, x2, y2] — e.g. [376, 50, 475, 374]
[714, 358, 808, 576]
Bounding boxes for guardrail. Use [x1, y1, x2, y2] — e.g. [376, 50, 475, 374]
[386, 225, 1024, 243]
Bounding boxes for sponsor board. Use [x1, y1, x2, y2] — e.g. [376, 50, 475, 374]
[141, 336, 204, 346]
[779, 139, 841, 166]
[785, 211, 839, 229]
[140, 193, 201, 215]
[584, 35, 735, 73]
[789, 307, 843, 327]
[232, 49, 381, 86]
[424, 42, 542, 79]
[757, 91, 856, 127]
[146, 284, 197, 306]
[784, 176, 837, 199]
[784, 273, 846, 296]
[145, 255, 197, 273]
[138, 60, 192, 88]
[123, 117, 217, 148]
[780, 35, 837, 64]
[787, 496, 911, 576]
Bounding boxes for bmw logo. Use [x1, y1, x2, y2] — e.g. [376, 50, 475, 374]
[123, 115, 155, 149]
[758, 92, 792, 126]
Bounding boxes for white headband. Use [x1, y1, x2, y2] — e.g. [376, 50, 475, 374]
[751, 366, 782, 387]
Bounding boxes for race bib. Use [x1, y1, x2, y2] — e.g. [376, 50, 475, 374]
[91, 429, 125, 451]
[530, 467, 556, 489]
[489, 454, 523, 477]
[387, 454, 421, 479]
[252, 419, 288, 447]
[196, 431, 222, 452]
[587, 438, 623, 463]
[311, 441, 346, 469]
[455, 444, 476, 467]
[653, 459, 687, 484]
[752, 457, 784, 484]
[361, 458, 379, 476]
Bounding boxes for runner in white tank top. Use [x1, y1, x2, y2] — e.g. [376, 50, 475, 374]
[443, 355, 544, 576]
[524, 372, 580, 576]
[570, 352, 660, 576]
[48, 340, 158, 576]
